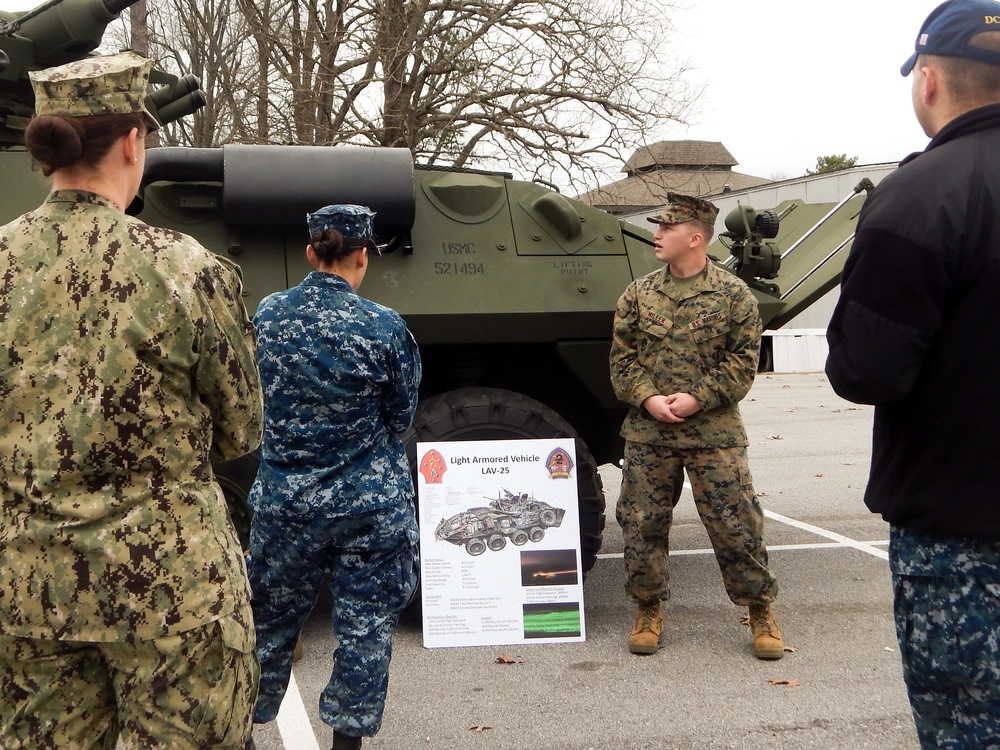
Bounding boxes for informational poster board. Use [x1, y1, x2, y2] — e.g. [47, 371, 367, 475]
[416, 438, 586, 648]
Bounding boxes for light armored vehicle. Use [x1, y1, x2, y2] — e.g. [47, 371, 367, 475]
[435, 489, 566, 555]
[0, 0, 874, 573]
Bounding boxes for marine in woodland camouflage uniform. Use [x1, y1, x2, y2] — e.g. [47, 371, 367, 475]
[248, 205, 420, 744]
[610, 192, 780, 658]
[0, 53, 263, 749]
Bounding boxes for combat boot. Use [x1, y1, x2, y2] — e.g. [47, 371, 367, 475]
[748, 603, 784, 660]
[628, 601, 663, 654]
[332, 731, 362, 750]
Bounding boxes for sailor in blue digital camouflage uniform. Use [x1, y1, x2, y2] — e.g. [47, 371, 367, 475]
[247, 204, 421, 750]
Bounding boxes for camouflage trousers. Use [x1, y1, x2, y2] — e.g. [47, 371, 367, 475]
[616, 441, 778, 606]
[248, 499, 419, 736]
[890, 526, 1000, 749]
[0, 614, 258, 749]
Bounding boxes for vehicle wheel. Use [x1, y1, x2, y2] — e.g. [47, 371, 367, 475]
[487, 534, 507, 552]
[539, 509, 558, 526]
[466, 539, 487, 556]
[405, 387, 605, 574]
[528, 526, 545, 543]
[511, 530, 529, 546]
[213, 450, 260, 551]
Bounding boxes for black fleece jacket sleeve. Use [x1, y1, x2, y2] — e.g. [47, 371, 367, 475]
[826, 226, 947, 406]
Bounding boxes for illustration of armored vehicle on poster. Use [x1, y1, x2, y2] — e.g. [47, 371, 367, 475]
[435, 489, 565, 555]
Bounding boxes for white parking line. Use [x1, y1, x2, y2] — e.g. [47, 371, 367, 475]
[763, 509, 889, 560]
[597, 539, 888, 560]
[596, 509, 889, 561]
[276, 672, 321, 750]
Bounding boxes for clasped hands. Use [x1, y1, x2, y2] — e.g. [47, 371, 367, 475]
[642, 393, 701, 423]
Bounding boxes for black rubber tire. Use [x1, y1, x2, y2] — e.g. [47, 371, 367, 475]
[528, 527, 545, 543]
[404, 387, 605, 574]
[487, 534, 507, 552]
[466, 539, 486, 556]
[511, 530, 529, 546]
[213, 450, 260, 551]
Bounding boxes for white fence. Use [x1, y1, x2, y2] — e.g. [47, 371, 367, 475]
[763, 329, 828, 373]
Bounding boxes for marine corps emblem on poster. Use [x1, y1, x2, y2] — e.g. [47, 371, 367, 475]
[546, 447, 573, 479]
[419, 448, 447, 484]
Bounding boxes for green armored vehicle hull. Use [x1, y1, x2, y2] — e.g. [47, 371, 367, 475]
[0, 0, 874, 575]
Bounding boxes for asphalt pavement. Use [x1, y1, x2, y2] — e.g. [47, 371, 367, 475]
[249, 372, 921, 750]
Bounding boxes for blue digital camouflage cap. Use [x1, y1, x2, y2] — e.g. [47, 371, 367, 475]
[901, 0, 1000, 75]
[29, 51, 160, 131]
[306, 204, 376, 242]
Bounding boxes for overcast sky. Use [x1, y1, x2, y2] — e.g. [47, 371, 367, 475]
[0, 0, 940, 181]
[666, 0, 936, 179]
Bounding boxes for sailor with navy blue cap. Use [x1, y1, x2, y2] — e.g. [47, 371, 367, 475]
[246, 202, 420, 749]
[827, 1, 1000, 747]
[900, 0, 1000, 75]
[306, 203, 381, 256]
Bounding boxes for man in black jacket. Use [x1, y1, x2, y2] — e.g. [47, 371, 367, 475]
[826, 1, 1000, 746]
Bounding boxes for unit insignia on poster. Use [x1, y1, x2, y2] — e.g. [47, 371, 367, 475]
[419, 448, 447, 484]
[546, 447, 573, 478]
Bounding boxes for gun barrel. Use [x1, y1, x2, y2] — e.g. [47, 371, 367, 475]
[146, 73, 207, 127]
[10, 0, 141, 68]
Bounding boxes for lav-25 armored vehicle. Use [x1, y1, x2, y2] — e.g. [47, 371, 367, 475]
[0, 0, 876, 575]
[435, 488, 566, 556]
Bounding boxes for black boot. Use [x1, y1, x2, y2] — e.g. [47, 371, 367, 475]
[332, 730, 362, 750]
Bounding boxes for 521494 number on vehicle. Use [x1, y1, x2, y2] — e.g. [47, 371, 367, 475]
[434, 262, 485, 276]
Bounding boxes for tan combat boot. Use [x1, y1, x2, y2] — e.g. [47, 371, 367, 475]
[748, 603, 784, 660]
[628, 601, 663, 654]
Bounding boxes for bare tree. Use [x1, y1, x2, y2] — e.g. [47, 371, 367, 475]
[126, 0, 697, 186]
[155, 0, 260, 145]
[105, 0, 254, 145]
[128, 0, 149, 53]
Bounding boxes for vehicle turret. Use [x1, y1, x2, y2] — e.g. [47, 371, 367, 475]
[0, 0, 205, 145]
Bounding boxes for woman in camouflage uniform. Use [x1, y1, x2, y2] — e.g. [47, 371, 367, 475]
[0, 53, 263, 749]
[247, 204, 421, 750]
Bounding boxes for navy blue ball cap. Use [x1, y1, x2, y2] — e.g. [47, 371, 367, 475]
[306, 204, 380, 256]
[306, 204, 376, 241]
[901, 0, 1000, 76]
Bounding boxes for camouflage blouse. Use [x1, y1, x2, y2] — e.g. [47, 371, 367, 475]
[0, 190, 263, 642]
[610, 262, 760, 449]
[249, 271, 421, 518]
